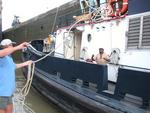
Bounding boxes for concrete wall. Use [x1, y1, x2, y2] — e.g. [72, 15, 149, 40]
[2, 0, 80, 43]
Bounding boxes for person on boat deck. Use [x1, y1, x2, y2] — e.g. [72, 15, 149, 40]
[0, 39, 33, 113]
[91, 48, 110, 64]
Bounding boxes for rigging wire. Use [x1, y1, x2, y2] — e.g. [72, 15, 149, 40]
[51, 7, 59, 33]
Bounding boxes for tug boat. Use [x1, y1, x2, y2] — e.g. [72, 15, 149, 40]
[3, 0, 150, 113]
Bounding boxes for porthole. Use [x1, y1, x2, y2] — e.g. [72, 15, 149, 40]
[87, 34, 92, 42]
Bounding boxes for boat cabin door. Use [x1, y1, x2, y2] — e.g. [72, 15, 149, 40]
[63, 30, 82, 60]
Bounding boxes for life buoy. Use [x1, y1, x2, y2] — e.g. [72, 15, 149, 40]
[108, 0, 128, 17]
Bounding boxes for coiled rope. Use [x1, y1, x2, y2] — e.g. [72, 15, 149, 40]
[83, 0, 113, 22]
[13, 63, 35, 113]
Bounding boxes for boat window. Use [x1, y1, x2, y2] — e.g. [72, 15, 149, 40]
[87, 34, 92, 42]
[127, 14, 150, 49]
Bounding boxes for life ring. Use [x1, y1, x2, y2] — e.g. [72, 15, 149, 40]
[108, 0, 128, 17]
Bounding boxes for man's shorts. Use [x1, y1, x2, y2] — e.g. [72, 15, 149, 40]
[0, 96, 13, 109]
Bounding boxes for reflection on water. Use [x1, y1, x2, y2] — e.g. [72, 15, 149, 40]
[16, 69, 64, 113]
[26, 88, 63, 113]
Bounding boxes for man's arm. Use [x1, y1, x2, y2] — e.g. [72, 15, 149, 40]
[103, 54, 110, 62]
[0, 42, 29, 57]
[16, 60, 33, 69]
[91, 54, 95, 61]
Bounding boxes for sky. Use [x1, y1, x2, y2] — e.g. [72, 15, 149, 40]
[2, 0, 72, 31]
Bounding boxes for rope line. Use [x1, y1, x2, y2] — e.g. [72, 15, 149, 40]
[21, 63, 35, 97]
[13, 12, 83, 113]
[14, 4, 60, 113]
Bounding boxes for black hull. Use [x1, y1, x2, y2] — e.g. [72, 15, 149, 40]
[22, 67, 134, 113]
[30, 68, 117, 113]
[22, 44, 149, 113]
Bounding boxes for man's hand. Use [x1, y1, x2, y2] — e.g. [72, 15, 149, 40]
[16, 60, 33, 69]
[25, 60, 33, 66]
[91, 54, 95, 61]
[15, 42, 29, 50]
[104, 57, 110, 62]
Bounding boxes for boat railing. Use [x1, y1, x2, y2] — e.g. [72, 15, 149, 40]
[35, 55, 108, 93]
[56, 1, 110, 28]
[119, 64, 150, 72]
[54, 52, 64, 58]
[109, 62, 150, 72]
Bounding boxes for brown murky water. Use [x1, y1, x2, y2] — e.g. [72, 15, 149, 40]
[16, 68, 64, 113]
